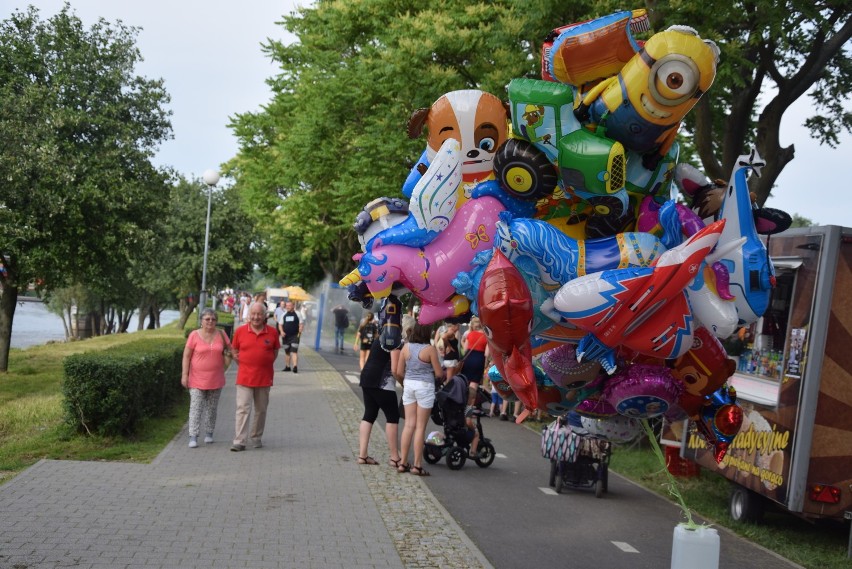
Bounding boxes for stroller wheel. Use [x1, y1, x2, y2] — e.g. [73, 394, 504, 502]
[475, 441, 496, 468]
[447, 447, 467, 470]
[549, 459, 557, 487]
[424, 445, 442, 465]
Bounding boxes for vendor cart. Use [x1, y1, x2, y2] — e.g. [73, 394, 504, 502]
[543, 416, 612, 498]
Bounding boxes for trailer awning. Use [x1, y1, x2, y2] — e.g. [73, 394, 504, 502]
[771, 256, 804, 270]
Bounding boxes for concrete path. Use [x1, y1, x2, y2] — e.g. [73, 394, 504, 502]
[0, 348, 491, 569]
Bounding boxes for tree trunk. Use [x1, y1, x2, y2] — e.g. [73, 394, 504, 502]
[177, 297, 197, 329]
[0, 284, 19, 372]
[147, 305, 157, 329]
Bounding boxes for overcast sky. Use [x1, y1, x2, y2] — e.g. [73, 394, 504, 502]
[7, 1, 851, 226]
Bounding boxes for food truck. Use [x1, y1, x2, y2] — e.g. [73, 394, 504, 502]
[676, 225, 852, 527]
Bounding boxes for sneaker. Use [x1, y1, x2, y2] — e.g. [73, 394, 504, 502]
[499, 414, 508, 421]
[283, 366, 291, 372]
[188, 437, 198, 448]
[293, 366, 298, 374]
[230, 444, 246, 452]
[252, 439, 263, 449]
[204, 434, 214, 444]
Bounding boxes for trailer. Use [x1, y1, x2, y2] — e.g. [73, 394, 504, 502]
[677, 225, 852, 540]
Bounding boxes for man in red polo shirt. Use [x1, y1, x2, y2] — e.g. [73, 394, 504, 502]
[230, 302, 280, 451]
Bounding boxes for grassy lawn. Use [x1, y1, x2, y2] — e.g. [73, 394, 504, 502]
[0, 319, 191, 486]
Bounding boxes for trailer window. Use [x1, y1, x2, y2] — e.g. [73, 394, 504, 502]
[728, 263, 799, 405]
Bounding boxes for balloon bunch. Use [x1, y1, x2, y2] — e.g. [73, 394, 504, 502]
[340, 9, 788, 461]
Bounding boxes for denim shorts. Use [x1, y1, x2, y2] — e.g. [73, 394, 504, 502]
[402, 381, 435, 409]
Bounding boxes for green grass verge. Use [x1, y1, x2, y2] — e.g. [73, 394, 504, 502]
[609, 441, 850, 569]
[0, 317, 193, 486]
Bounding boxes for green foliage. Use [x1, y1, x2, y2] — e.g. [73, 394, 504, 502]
[62, 339, 184, 436]
[229, 0, 850, 285]
[790, 213, 815, 228]
[0, 4, 173, 369]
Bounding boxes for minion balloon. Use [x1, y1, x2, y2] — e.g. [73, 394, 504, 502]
[575, 26, 720, 169]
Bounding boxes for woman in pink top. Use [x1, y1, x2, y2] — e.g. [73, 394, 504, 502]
[181, 308, 231, 448]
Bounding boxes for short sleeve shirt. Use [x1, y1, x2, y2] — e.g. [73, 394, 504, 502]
[186, 330, 229, 390]
[232, 323, 280, 387]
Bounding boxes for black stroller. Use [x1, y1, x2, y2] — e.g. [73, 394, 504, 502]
[424, 374, 496, 470]
[543, 414, 611, 497]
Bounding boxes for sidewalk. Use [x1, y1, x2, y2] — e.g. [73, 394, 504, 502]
[0, 348, 492, 569]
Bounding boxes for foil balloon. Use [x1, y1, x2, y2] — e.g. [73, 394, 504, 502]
[478, 250, 538, 416]
[575, 395, 618, 418]
[693, 385, 744, 463]
[604, 363, 684, 419]
[671, 326, 736, 398]
[487, 365, 517, 402]
[404, 89, 510, 197]
[542, 10, 649, 85]
[554, 220, 726, 372]
[339, 195, 506, 324]
[540, 343, 601, 389]
[426, 431, 445, 446]
[581, 415, 642, 443]
[574, 25, 719, 166]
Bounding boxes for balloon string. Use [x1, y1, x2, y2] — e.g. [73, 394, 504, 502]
[640, 419, 699, 529]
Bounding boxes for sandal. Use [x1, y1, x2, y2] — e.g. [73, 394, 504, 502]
[397, 462, 411, 473]
[357, 456, 379, 465]
[389, 457, 403, 468]
[409, 465, 430, 477]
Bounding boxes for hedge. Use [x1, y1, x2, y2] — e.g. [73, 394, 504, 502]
[62, 338, 185, 436]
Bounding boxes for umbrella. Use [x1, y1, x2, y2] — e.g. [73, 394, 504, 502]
[283, 285, 314, 302]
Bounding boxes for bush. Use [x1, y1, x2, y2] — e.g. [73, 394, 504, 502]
[62, 338, 185, 436]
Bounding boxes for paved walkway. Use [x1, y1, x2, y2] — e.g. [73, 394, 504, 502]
[0, 348, 492, 569]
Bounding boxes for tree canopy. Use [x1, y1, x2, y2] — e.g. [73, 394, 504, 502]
[0, 4, 172, 370]
[229, 1, 850, 289]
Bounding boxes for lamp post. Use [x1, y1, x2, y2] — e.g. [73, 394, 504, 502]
[198, 169, 220, 326]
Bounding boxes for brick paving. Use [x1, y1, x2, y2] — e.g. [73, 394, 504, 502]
[0, 348, 492, 569]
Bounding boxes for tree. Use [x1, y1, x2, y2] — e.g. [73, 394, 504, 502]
[228, 0, 850, 285]
[157, 176, 257, 329]
[641, 0, 851, 205]
[0, 5, 172, 371]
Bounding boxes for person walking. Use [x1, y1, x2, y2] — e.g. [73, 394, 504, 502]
[278, 301, 303, 373]
[357, 336, 403, 467]
[354, 312, 379, 370]
[332, 304, 350, 353]
[181, 308, 230, 448]
[394, 322, 443, 476]
[230, 302, 280, 451]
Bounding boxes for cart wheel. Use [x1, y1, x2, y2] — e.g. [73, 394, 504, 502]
[730, 485, 765, 523]
[447, 447, 467, 470]
[475, 441, 496, 468]
[549, 460, 557, 487]
[554, 466, 564, 494]
[595, 479, 604, 498]
[424, 445, 442, 465]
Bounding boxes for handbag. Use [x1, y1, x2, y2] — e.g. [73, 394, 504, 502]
[541, 419, 580, 462]
[220, 330, 233, 371]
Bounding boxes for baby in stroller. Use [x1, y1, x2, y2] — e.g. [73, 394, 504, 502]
[425, 374, 496, 470]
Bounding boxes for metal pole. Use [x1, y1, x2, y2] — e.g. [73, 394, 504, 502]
[198, 169, 219, 327]
[198, 184, 212, 327]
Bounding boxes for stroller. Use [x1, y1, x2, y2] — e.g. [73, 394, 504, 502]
[424, 374, 496, 470]
[543, 414, 611, 497]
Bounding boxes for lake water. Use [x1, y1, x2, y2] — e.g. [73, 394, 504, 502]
[10, 300, 179, 350]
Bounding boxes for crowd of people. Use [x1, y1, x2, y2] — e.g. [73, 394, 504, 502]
[181, 298, 527, 474]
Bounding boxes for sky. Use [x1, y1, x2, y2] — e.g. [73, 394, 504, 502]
[6, 1, 851, 226]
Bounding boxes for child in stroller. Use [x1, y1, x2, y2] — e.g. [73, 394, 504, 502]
[424, 374, 496, 470]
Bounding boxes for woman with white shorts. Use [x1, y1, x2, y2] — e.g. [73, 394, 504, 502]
[394, 322, 443, 476]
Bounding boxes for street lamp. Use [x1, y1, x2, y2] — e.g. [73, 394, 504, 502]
[198, 169, 220, 325]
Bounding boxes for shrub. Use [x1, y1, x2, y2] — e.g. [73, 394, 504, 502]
[62, 338, 185, 436]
